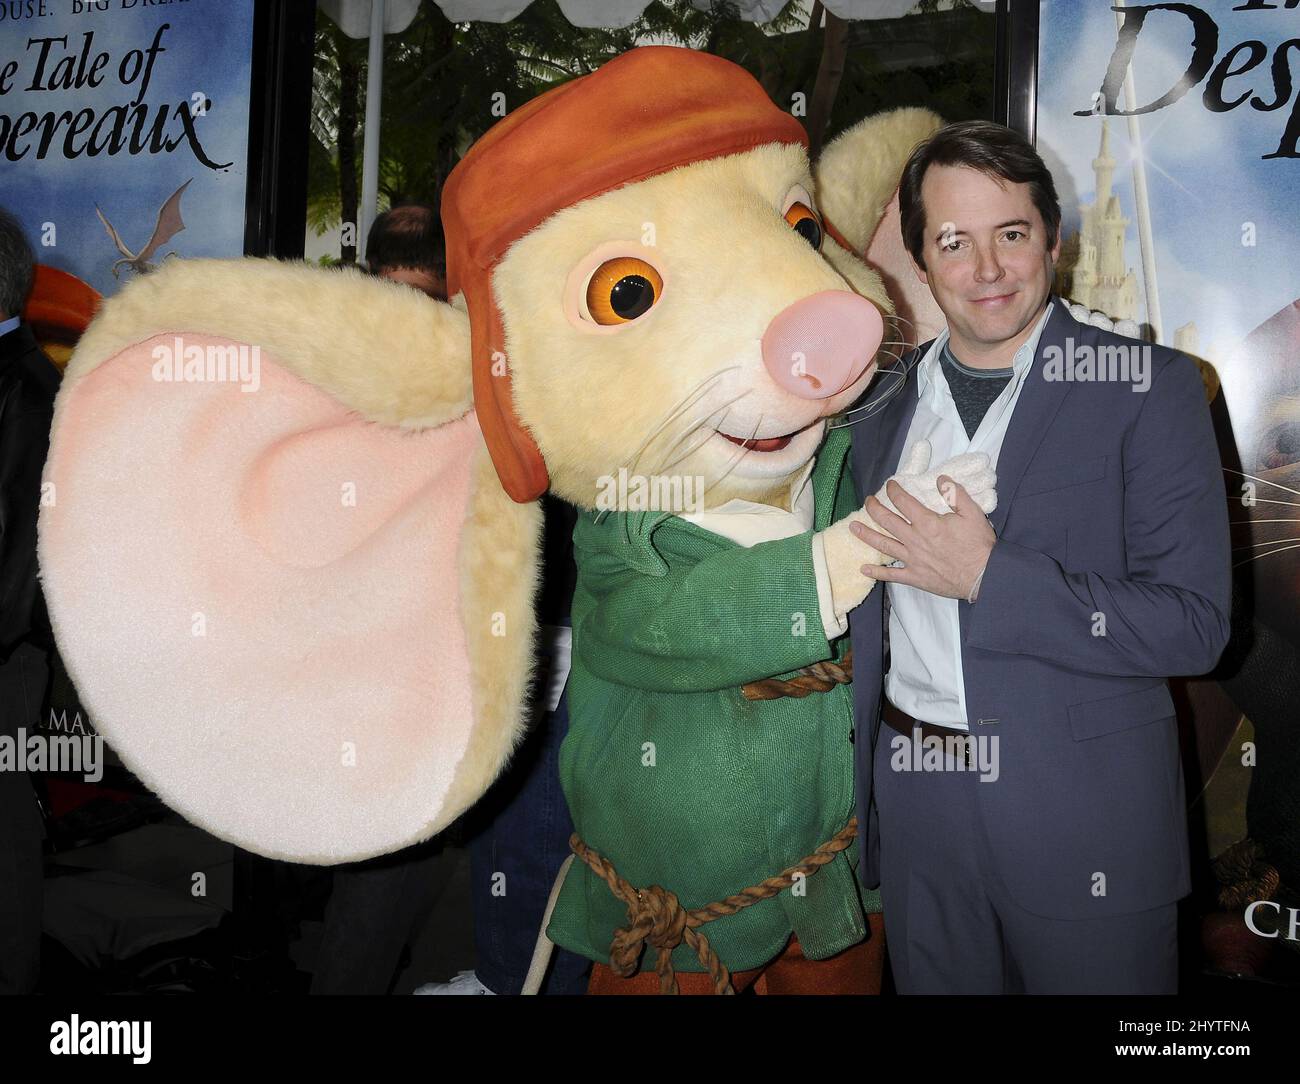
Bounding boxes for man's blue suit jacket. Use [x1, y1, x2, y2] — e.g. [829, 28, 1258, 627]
[848, 297, 1232, 919]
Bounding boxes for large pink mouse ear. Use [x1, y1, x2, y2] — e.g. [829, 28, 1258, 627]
[39, 258, 541, 863]
[815, 107, 947, 349]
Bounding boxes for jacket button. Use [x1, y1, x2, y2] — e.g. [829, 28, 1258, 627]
[848, 727, 855, 744]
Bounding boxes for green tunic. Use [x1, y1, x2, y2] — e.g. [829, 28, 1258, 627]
[546, 424, 880, 975]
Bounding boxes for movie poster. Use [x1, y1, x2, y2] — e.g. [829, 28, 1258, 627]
[1, 0, 256, 746]
[1036, 0, 1300, 968]
[1, 0, 256, 317]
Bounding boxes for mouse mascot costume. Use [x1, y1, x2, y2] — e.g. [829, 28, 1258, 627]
[38, 47, 992, 994]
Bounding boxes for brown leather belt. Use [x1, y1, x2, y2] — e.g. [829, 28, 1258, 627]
[880, 698, 969, 745]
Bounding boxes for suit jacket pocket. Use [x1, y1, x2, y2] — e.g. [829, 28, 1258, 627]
[1017, 455, 1107, 498]
[1068, 681, 1176, 741]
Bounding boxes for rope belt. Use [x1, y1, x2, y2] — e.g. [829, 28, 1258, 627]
[741, 647, 853, 701]
[569, 816, 858, 994]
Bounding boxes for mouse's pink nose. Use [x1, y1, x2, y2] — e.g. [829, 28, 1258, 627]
[761, 291, 884, 399]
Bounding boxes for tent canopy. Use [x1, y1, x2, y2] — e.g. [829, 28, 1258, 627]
[321, 0, 940, 37]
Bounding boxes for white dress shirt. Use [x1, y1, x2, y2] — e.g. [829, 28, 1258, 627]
[885, 299, 1058, 730]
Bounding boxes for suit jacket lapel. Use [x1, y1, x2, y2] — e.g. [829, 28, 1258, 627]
[986, 298, 1078, 535]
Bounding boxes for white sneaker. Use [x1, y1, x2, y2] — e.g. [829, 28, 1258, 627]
[413, 970, 496, 995]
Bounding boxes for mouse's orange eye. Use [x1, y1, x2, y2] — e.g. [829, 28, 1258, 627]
[784, 202, 822, 249]
[584, 257, 663, 325]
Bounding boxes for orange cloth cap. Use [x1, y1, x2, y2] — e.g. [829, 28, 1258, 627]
[442, 45, 808, 503]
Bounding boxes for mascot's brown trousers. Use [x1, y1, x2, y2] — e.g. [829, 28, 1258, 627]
[586, 914, 885, 995]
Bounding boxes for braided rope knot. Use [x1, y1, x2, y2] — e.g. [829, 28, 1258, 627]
[571, 816, 858, 994]
[607, 883, 712, 993]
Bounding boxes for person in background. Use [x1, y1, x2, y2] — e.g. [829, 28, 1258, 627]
[310, 203, 450, 994]
[0, 208, 61, 994]
[363, 203, 447, 299]
[313, 201, 588, 994]
[370, 196, 594, 997]
[416, 495, 590, 996]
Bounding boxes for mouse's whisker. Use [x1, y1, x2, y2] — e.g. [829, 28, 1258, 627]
[1222, 468, 1300, 499]
[1233, 537, 1300, 550]
[881, 313, 923, 351]
[628, 383, 725, 477]
[654, 392, 750, 476]
[1234, 540, 1300, 567]
[660, 405, 737, 481]
[707, 411, 764, 494]
[626, 366, 741, 479]
[831, 368, 911, 428]
[832, 378, 907, 430]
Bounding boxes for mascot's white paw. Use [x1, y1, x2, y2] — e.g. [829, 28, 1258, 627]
[817, 440, 998, 618]
[878, 439, 997, 516]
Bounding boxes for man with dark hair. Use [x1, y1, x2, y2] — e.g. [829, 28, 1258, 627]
[0, 207, 60, 994]
[897, 119, 1062, 277]
[364, 203, 446, 300]
[846, 120, 1231, 992]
